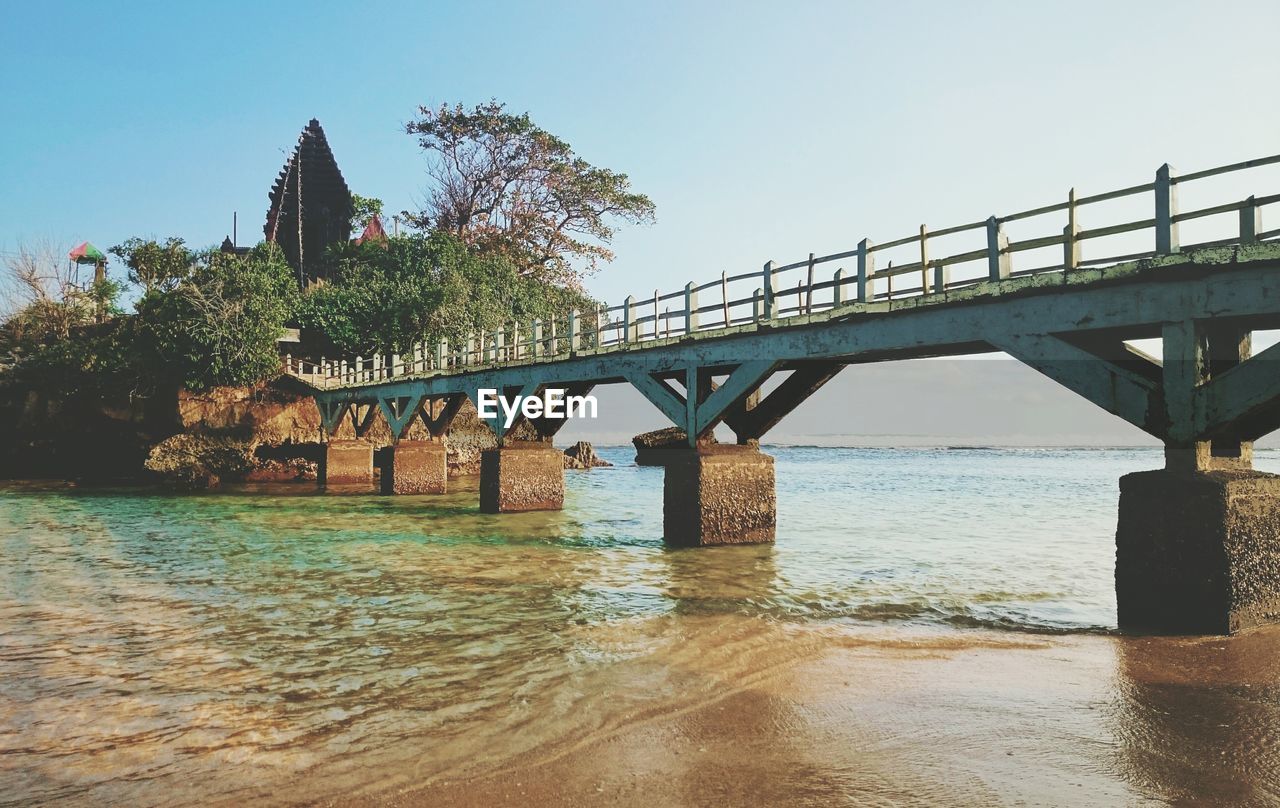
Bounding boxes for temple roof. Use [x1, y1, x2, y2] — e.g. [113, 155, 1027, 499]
[265, 118, 353, 284]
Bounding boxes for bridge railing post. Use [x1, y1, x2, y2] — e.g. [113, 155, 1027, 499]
[805, 253, 815, 313]
[568, 309, 580, 352]
[753, 287, 763, 323]
[435, 339, 446, 371]
[1241, 195, 1261, 243]
[720, 271, 730, 327]
[1155, 163, 1180, 255]
[856, 238, 875, 303]
[762, 261, 776, 320]
[548, 318, 559, 356]
[933, 261, 949, 294]
[623, 295, 635, 343]
[918, 226, 931, 295]
[532, 319, 542, 358]
[1064, 187, 1081, 270]
[833, 268, 846, 307]
[652, 289, 660, 340]
[684, 282, 699, 334]
[986, 216, 1011, 281]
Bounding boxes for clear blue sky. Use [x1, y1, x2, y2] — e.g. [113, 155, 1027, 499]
[2, 0, 1278, 307]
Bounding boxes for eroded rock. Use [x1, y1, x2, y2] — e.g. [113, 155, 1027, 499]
[633, 427, 715, 466]
[144, 434, 255, 489]
[563, 441, 611, 469]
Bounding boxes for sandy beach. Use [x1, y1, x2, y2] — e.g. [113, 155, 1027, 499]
[308, 620, 1280, 807]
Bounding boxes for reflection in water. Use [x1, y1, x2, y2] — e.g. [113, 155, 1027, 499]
[1111, 632, 1280, 805]
[659, 543, 780, 617]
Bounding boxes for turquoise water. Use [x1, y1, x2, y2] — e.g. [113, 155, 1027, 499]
[4, 446, 1277, 805]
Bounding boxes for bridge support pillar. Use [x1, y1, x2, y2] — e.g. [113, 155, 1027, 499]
[663, 444, 775, 546]
[1116, 467, 1280, 635]
[321, 439, 373, 487]
[382, 439, 447, 495]
[479, 442, 564, 512]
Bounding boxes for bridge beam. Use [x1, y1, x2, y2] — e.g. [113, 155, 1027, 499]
[991, 332, 1166, 439]
[626, 361, 778, 447]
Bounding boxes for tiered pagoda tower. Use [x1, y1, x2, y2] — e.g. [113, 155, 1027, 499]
[265, 119, 353, 286]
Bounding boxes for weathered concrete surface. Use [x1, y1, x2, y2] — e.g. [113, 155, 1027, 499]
[1117, 469, 1280, 634]
[663, 444, 776, 546]
[322, 440, 374, 486]
[563, 441, 611, 469]
[633, 427, 716, 466]
[479, 442, 564, 512]
[382, 439, 447, 494]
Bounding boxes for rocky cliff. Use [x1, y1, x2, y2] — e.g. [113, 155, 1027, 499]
[0, 375, 502, 486]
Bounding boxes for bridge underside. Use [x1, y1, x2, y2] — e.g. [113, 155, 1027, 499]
[310, 246, 1280, 635]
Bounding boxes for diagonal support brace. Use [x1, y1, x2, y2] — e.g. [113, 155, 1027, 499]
[993, 332, 1166, 439]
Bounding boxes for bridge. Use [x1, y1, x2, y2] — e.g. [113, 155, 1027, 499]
[287, 154, 1280, 635]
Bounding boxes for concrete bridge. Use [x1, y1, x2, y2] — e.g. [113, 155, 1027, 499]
[287, 155, 1280, 634]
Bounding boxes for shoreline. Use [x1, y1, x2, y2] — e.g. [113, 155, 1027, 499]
[315, 622, 1280, 808]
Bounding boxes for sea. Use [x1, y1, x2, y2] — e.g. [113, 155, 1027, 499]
[4, 446, 1280, 805]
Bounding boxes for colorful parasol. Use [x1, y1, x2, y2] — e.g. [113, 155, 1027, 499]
[68, 242, 107, 265]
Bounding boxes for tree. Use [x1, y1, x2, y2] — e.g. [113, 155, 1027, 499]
[297, 231, 597, 357]
[0, 239, 121, 355]
[350, 194, 385, 232]
[404, 100, 655, 287]
[110, 237, 192, 294]
[132, 243, 297, 391]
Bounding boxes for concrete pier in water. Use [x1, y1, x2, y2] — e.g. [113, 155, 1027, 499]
[663, 444, 776, 546]
[381, 439, 447, 495]
[1117, 467, 1280, 634]
[479, 441, 565, 513]
[322, 440, 373, 486]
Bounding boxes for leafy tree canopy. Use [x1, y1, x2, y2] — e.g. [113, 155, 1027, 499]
[403, 100, 655, 287]
[350, 194, 384, 232]
[110, 236, 193, 294]
[131, 242, 298, 391]
[297, 231, 597, 357]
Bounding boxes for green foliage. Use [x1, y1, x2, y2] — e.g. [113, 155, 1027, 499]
[110, 237, 193, 293]
[132, 243, 297, 391]
[404, 100, 655, 286]
[297, 231, 598, 357]
[4, 241, 296, 395]
[350, 194, 384, 232]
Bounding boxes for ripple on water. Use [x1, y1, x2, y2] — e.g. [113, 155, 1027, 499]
[4, 446, 1272, 804]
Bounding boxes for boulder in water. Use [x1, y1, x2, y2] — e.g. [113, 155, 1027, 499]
[632, 427, 716, 466]
[144, 434, 256, 489]
[563, 441, 611, 469]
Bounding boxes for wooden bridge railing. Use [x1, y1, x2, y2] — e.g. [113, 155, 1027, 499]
[288, 154, 1280, 388]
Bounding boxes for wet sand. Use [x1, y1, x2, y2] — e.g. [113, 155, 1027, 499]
[314, 622, 1280, 808]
